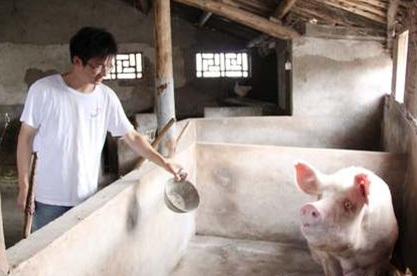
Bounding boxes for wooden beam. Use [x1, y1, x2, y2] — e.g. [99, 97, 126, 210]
[274, 0, 298, 19]
[217, 0, 269, 16]
[136, 0, 151, 14]
[291, 4, 342, 26]
[154, 0, 176, 156]
[0, 198, 8, 274]
[246, 34, 270, 48]
[231, 0, 272, 14]
[173, 0, 300, 40]
[387, 0, 400, 50]
[293, 0, 386, 29]
[340, 0, 387, 18]
[198, 11, 213, 27]
[322, 0, 386, 24]
[303, 22, 385, 41]
[349, 0, 387, 10]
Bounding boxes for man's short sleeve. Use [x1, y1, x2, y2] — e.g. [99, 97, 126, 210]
[20, 82, 44, 129]
[107, 93, 134, 137]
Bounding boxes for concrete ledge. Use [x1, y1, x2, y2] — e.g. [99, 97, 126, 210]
[195, 116, 383, 151]
[204, 107, 263, 118]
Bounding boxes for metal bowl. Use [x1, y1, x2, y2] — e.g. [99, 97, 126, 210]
[164, 178, 200, 213]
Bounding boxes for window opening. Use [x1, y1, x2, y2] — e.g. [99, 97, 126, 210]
[196, 52, 249, 78]
[105, 53, 142, 80]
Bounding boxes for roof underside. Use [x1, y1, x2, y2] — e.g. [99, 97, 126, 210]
[127, 0, 411, 43]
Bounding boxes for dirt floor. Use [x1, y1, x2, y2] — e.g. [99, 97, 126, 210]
[170, 236, 323, 276]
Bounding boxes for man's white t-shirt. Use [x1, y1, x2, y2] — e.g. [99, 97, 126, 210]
[20, 74, 134, 206]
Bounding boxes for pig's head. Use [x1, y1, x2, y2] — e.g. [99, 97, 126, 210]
[294, 161, 371, 254]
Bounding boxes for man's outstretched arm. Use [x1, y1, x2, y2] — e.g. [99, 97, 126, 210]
[122, 130, 186, 181]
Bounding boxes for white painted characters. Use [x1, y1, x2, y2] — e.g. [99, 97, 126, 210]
[294, 161, 399, 276]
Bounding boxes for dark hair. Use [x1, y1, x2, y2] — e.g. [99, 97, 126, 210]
[69, 27, 118, 65]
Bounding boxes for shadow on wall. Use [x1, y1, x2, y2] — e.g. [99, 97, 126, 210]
[24, 68, 58, 88]
[0, 68, 58, 171]
[0, 68, 59, 184]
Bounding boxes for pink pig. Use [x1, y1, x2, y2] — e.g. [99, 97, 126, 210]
[294, 161, 399, 276]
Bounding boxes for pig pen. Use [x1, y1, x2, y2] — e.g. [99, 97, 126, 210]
[1, 117, 407, 276]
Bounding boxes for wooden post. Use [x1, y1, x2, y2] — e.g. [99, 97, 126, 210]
[273, 0, 298, 19]
[198, 11, 212, 27]
[387, 0, 400, 51]
[154, 0, 176, 157]
[136, 0, 150, 15]
[0, 195, 8, 275]
[23, 153, 37, 238]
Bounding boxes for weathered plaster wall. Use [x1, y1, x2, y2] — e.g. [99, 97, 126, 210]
[195, 142, 407, 245]
[382, 99, 417, 273]
[292, 37, 392, 150]
[403, 2, 417, 116]
[196, 117, 383, 150]
[0, 0, 244, 120]
[3, 118, 407, 275]
[382, 3, 417, 273]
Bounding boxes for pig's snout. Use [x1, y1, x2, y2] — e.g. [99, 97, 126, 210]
[300, 204, 321, 227]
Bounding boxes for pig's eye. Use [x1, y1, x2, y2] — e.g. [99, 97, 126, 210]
[344, 200, 354, 211]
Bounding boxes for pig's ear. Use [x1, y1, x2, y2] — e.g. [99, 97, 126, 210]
[354, 173, 370, 205]
[294, 161, 320, 195]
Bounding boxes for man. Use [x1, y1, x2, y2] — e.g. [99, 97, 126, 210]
[17, 27, 185, 231]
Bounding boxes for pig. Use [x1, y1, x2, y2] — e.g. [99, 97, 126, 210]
[294, 161, 399, 276]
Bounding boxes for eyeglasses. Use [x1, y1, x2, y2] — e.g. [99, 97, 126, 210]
[86, 62, 114, 73]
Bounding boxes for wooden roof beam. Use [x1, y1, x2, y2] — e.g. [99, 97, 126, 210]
[274, 0, 298, 19]
[303, 22, 385, 41]
[291, 6, 340, 26]
[246, 33, 270, 48]
[322, 0, 386, 24]
[136, 0, 150, 14]
[198, 11, 213, 27]
[387, 0, 400, 50]
[173, 0, 301, 40]
[349, 0, 387, 10]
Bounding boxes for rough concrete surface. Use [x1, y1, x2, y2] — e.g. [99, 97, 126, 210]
[383, 98, 417, 272]
[195, 142, 407, 244]
[292, 37, 391, 152]
[196, 116, 383, 151]
[170, 235, 323, 276]
[0, 117, 409, 275]
[5, 146, 196, 276]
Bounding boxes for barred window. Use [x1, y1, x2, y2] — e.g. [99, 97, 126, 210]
[196, 52, 249, 78]
[105, 53, 143, 80]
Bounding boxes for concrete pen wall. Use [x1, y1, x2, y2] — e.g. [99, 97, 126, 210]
[5, 143, 196, 276]
[195, 142, 407, 245]
[195, 116, 384, 151]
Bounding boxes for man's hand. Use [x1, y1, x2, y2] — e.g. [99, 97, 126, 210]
[123, 130, 188, 181]
[164, 159, 188, 182]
